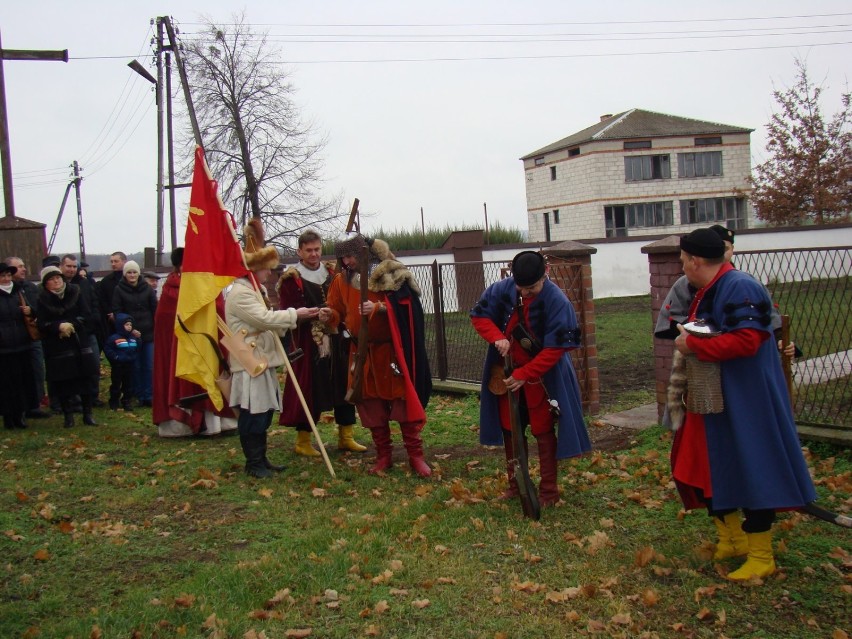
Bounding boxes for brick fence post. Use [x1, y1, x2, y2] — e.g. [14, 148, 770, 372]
[641, 235, 683, 420]
[542, 241, 599, 416]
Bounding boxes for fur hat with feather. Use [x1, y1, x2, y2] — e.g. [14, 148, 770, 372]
[243, 218, 280, 271]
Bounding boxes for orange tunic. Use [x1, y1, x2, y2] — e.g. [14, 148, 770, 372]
[326, 274, 406, 401]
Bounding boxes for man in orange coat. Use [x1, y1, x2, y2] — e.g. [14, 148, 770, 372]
[323, 235, 432, 477]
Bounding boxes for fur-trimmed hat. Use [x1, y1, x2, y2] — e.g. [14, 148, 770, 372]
[334, 234, 395, 261]
[243, 218, 280, 271]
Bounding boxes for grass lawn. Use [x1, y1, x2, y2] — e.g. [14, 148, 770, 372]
[2, 395, 850, 638]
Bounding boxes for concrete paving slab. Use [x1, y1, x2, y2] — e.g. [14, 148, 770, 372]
[598, 403, 660, 430]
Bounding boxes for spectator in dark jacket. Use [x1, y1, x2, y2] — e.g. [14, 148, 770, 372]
[61, 254, 103, 405]
[112, 260, 157, 406]
[104, 313, 138, 411]
[4, 256, 47, 419]
[0, 262, 38, 429]
[37, 266, 99, 428]
[96, 251, 126, 346]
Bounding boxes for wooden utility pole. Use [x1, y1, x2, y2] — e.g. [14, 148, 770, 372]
[0, 29, 68, 218]
[165, 51, 177, 250]
[155, 18, 165, 266]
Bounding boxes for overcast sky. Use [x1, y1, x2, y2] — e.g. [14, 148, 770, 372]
[1, 1, 850, 256]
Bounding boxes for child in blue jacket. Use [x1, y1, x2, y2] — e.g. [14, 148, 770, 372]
[104, 313, 138, 410]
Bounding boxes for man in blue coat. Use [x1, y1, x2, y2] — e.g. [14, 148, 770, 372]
[672, 228, 815, 581]
[470, 251, 590, 507]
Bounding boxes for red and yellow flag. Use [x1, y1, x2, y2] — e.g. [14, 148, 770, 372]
[175, 146, 248, 409]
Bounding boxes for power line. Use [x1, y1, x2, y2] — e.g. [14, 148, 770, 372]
[177, 12, 852, 28]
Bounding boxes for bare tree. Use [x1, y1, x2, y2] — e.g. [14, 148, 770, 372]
[181, 13, 343, 249]
[749, 59, 852, 226]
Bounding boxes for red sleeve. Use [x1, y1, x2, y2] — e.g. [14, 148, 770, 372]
[513, 347, 564, 380]
[471, 316, 507, 344]
[686, 328, 769, 362]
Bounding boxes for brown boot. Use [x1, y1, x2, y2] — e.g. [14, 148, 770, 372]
[368, 424, 393, 474]
[536, 430, 559, 506]
[401, 423, 431, 477]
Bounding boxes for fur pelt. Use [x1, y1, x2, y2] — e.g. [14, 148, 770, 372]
[369, 258, 421, 296]
[666, 349, 687, 431]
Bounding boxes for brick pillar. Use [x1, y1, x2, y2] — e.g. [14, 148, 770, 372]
[542, 241, 599, 416]
[641, 236, 683, 420]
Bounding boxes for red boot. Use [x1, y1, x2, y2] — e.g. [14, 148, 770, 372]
[368, 424, 393, 475]
[536, 430, 559, 506]
[500, 430, 523, 499]
[401, 423, 431, 477]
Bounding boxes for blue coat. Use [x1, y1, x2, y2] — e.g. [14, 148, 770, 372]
[686, 268, 815, 510]
[470, 278, 591, 459]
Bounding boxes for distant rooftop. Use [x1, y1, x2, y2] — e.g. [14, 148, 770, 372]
[521, 108, 753, 160]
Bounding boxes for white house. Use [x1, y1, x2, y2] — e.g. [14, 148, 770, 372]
[521, 109, 755, 242]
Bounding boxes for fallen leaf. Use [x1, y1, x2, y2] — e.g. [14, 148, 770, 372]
[33, 549, 50, 561]
[374, 600, 389, 614]
[312, 488, 327, 498]
[610, 613, 631, 625]
[189, 479, 217, 489]
[641, 588, 659, 607]
[258, 488, 273, 499]
[635, 546, 656, 567]
[16, 491, 28, 502]
[173, 593, 196, 608]
[284, 630, 312, 638]
[90, 625, 103, 639]
[363, 625, 379, 636]
[411, 599, 430, 609]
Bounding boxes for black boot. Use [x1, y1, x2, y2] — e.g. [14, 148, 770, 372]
[242, 432, 273, 478]
[61, 398, 75, 428]
[16, 414, 28, 429]
[262, 432, 285, 472]
[81, 396, 98, 426]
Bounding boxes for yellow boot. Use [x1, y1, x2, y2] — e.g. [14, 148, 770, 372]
[338, 425, 367, 452]
[713, 512, 748, 560]
[294, 430, 320, 457]
[727, 531, 776, 581]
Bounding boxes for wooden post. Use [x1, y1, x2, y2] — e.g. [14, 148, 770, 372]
[166, 52, 177, 251]
[0, 29, 68, 219]
[155, 18, 165, 266]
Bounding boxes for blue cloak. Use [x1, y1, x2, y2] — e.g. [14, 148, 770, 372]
[688, 269, 815, 511]
[470, 278, 591, 459]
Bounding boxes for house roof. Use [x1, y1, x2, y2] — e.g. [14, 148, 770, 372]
[521, 108, 753, 160]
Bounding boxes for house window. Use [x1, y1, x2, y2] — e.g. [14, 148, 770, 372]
[568, 147, 580, 157]
[624, 154, 671, 181]
[604, 206, 627, 238]
[679, 197, 747, 228]
[553, 209, 560, 224]
[624, 140, 652, 150]
[534, 157, 545, 166]
[678, 151, 722, 178]
[543, 212, 551, 241]
[550, 166, 557, 181]
[695, 136, 722, 146]
[605, 201, 674, 237]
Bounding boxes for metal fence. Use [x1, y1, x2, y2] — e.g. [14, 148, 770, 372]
[734, 247, 851, 429]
